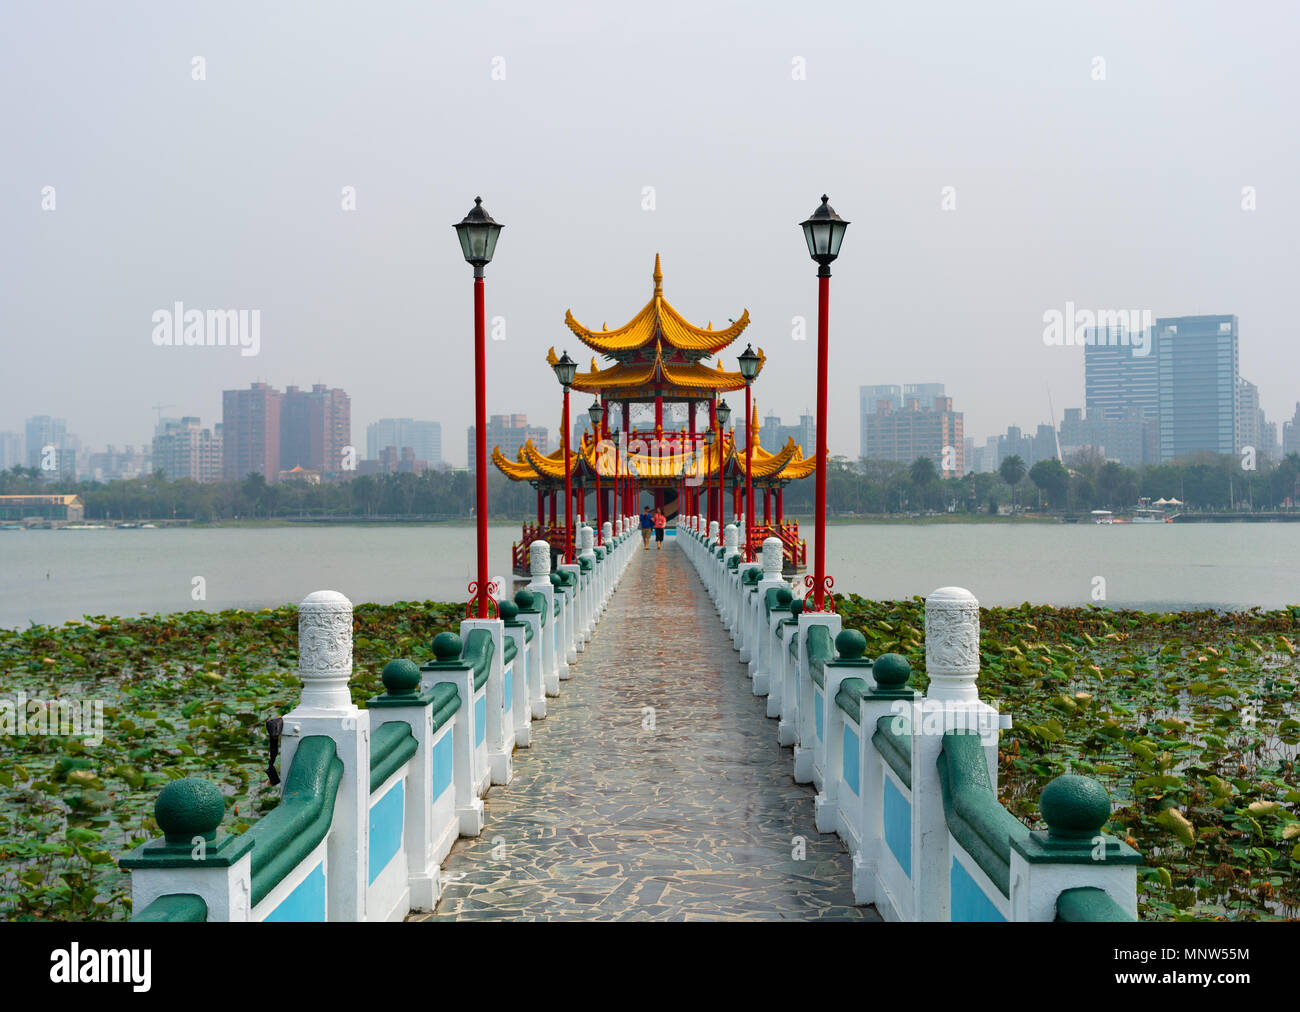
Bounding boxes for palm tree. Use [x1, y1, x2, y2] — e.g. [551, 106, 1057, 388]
[998, 455, 1026, 511]
[909, 456, 938, 511]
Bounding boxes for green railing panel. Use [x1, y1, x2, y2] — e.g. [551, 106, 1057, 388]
[462, 628, 495, 691]
[369, 720, 417, 793]
[872, 714, 912, 788]
[133, 893, 207, 922]
[248, 736, 344, 908]
[429, 682, 461, 733]
[805, 625, 833, 688]
[937, 730, 1030, 898]
[1055, 886, 1134, 922]
[834, 677, 868, 724]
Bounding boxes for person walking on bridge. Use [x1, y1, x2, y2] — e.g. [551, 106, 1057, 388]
[653, 507, 666, 548]
[640, 506, 653, 550]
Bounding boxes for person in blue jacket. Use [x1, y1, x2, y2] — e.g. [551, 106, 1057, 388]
[639, 506, 653, 550]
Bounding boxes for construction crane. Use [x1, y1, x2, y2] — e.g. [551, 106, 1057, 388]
[151, 403, 176, 431]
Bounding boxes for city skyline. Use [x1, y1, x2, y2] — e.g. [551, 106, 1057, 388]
[4, 3, 1298, 469]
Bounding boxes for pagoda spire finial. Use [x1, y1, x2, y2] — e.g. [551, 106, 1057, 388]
[652, 253, 662, 296]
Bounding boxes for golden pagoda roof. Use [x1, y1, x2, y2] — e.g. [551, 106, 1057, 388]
[730, 400, 818, 481]
[564, 255, 750, 357]
[546, 346, 762, 396]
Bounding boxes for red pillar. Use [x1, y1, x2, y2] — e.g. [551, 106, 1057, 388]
[813, 272, 830, 610]
[537, 488, 544, 526]
[777, 486, 783, 523]
[764, 487, 771, 524]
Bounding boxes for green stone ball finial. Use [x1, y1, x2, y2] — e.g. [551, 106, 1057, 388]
[776, 588, 793, 606]
[790, 598, 804, 617]
[549, 573, 561, 586]
[514, 589, 535, 610]
[1040, 774, 1112, 839]
[381, 658, 421, 696]
[155, 777, 225, 844]
[835, 629, 867, 660]
[498, 599, 518, 620]
[873, 652, 911, 688]
[432, 632, 463, 662]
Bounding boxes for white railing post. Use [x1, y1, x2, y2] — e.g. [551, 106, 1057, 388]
[527, 541, 562, 692]
[280, 590, 369, 922]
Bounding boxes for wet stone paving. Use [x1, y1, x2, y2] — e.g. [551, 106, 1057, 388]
[410, 536, 879, 922]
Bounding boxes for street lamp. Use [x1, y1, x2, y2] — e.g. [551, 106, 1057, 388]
[608, 413, 620, 535]
[737, 343, 761, 561]
[454, 196, 504, 618]
[588, 399, 604, 544]
[552, 350, 578, 563]
[716, 399, 732, 545]
[799, 194, 849, 611]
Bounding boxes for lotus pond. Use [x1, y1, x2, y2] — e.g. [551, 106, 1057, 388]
[1, 598, 1297, 921]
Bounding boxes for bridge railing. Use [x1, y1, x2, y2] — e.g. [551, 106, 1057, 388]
[678, 517, 1142, 922]
[118, 518, 639, 922]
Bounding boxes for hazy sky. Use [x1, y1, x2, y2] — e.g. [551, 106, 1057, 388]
[4, 1, 1298, 465]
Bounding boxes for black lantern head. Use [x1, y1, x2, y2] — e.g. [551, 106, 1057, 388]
[454, 197, 503, 275]
[737, 344, 761, 383]
[552, 350, 578, 388]
[587, 400, 603, 429]
[799, 194, 849, 270]
[717, 399, 732, 428]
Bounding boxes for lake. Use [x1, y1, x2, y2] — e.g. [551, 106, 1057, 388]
[0, 521, 1297, 629]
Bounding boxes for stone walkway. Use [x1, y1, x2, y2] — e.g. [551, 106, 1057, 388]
[410, 536, 878, 922]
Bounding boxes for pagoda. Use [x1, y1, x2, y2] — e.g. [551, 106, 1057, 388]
[492, 256, 814, 573]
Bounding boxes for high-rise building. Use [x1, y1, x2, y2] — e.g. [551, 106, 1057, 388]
[86, 445, 152, 482]
[1156, 315, 1239, 462]
[864, 395, 964, 476]
[760, 412, 816, 454]
[468, 415, 549, 472]
[1283, 404, 1300, 458]
[1236, 378, 1266, 459]
[1084, 325, 1159, 423]
[281, 385, 351, 477]
[860, 383, 945, 460]
[366, 419, 441, 468]
[153, 418, 222, 482]
[23, 416, 75, 479]
[1059, 406, 1154, 467]
[0, 432, 23, 471]
[222, 383, 282, 481]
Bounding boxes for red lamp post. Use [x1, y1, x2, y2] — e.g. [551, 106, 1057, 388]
[454, 196, 503, 618]
[588, 399, 604, 544]
[703, 428, 716, 541]
[738, 344, 761, 560]
[715, 399, 732, 546]
[609, 413, 620, 533]
[799, 194, 849, 611]
[552, 350, 578, 563]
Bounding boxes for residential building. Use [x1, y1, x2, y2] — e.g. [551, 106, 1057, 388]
[23, 416, 76, 478]
[1284, 404, 1300, 458]
[860, 383, 945, 460]
[1059, 407, 1154, 467]
[863, 395, 964, 477]
[281, 385, 351, 478]
[153, 418, 222, 483]
[469, 415, 549, 472]
[222, 383, 282, 481]
[86, 445, 152, 482]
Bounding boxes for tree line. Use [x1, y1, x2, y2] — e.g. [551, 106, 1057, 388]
[3, 449, 1297, 521]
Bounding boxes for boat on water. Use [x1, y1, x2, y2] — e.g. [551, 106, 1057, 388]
[1091, 510, 1114, 525]
[60, 523, 109, 530]
[1, 523, 24, 530]
[1095, 498, 1179, 524]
